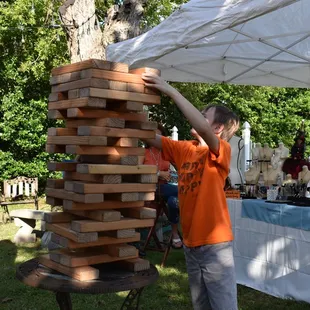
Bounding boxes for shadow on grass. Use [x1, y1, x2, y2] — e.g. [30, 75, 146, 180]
[2, 233, 310, 310]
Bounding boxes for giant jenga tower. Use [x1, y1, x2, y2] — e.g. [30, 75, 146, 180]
[39, 59, 161, 281]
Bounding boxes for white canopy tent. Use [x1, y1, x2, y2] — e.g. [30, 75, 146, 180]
[107, 0, 310, 88]
[107, 1, 310, 303]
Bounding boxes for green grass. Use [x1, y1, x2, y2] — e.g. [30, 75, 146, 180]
[1, 203, 310, 309]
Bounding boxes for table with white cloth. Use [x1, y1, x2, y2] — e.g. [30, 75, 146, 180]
[228, 198, 310, 303]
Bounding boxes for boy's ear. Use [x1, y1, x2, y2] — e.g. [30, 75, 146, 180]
[214, 123, 224, 135]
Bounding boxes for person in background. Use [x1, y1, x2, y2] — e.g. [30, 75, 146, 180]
[143, 124, 182, 249]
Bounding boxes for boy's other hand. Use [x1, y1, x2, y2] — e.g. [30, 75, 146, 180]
[142, 73, 176, 97]
[159, 171, 171, 181]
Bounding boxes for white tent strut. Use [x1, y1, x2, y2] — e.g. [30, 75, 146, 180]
[107, 0, 310, 88]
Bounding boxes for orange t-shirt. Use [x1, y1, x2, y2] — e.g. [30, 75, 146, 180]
[161, 136, 233, 247]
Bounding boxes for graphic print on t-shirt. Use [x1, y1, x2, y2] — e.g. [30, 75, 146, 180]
[178, 153, 207, 197]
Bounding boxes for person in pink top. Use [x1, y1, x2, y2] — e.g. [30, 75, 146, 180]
[143, 124, 182, 249]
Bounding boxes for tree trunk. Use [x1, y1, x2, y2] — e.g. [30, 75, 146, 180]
[59, 0, 147, 63]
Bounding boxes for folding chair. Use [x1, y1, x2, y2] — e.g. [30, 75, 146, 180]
[141, 197, 181, 267]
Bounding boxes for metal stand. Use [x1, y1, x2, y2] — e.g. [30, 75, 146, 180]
[121, 288, 144, 310]
[55, 292, 72, 310]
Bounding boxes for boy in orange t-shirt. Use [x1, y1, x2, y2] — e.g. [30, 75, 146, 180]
[142, 73, 240, 310]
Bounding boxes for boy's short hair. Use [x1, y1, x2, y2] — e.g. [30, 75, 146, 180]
[201, 104, 240, 141]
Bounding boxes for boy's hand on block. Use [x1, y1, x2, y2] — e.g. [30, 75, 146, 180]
[142, 73, 176, 97]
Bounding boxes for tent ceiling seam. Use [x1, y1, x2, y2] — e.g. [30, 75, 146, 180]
[188, 30, 310, 50]
[226, 30, 310, 82]
[225, 58, 309, 86]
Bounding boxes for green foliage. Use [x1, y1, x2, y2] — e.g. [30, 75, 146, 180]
[0, 0, 68, 191]
[150, 83, 310, 157]
[143, 0, 188, 29]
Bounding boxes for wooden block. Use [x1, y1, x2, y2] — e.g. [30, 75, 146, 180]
[49, 92, 68, 102]
[38, 254, 99, 281]
[71, 218, 154, 233]
[63, 200, 144, 211]
[145, 87, 161, 96]
[122, 174, 158, 184]
[139, 174, 158, 183]
[45, 222, 98, 243]
[127, 83, 145, 93]
[138, 192, 155, 201]
[104, 192, 155, 202]
[107, 137, 138, 147]
[129, 67, 161, 76]
[64, 181, 75, 192]
[46, 144, 66, 154]
[50, 71, 81, 85]
[106, 101, 143, 112]
[64, 172, 122, 184]
[78, 155, 138, 165]
[48, 98, 107, 110]
[69, 210, 121, 222]
[105, 244, 138, 258]
[48, 110, 67, 119]
[44, 212, 78, 223]
[66, 145, 145, 156]
[68, 89, 80, 99]
[47, 136, 108, 146]
[78, 126, 156, 139]
[46, 179, 65, 189]
[73, 182, 156, 194]
[76, 164, 157, 175]
[101, 175, 122, 184]
[52, 248, 138, 268]
[78, 88, 160, 105]
[114, 257, 150, 272]
[104, 229, 136, 239]
[48, 128, 77, 136]
[67, 118, 125, 129]
[105, 193, 139, 202]
[46, 197, 63, 207]
[126, 121, 158, 131]
[66, 108, 147, 121]
[110, 62, 129, 73]
[51, 78, 127, 93]
[80, 68, 145, 84]
[45, 188, 104, 203]
[47, 162, 77, 172]
[51, 232, 140, 249]
[120, 207, 156, 219]
[51, 59, 129, 76]
[10, 210, 45, 220]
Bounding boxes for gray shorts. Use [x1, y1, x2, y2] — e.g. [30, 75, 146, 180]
[183, 242, 237, 310]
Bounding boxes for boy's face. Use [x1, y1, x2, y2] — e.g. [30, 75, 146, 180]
[190, 107, 220, 139]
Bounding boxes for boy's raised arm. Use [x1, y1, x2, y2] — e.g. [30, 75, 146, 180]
[142, 73, 219, 154]
[142, 134, 163, 150]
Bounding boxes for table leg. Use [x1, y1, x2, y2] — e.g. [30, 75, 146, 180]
[55, 292, 72, 310]
[121, 288, 144, 310]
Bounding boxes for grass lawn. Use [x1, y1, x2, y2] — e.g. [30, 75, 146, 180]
[1, 202, 310, 309]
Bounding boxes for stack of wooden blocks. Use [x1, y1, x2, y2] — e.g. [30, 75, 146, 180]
[39, 59, 161, 281]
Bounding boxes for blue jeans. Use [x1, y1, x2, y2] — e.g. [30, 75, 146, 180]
[159, 183, 179, 224]
[184, 242, 237, 310]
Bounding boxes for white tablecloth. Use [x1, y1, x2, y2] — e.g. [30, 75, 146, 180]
[228, 199, 310, 303]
